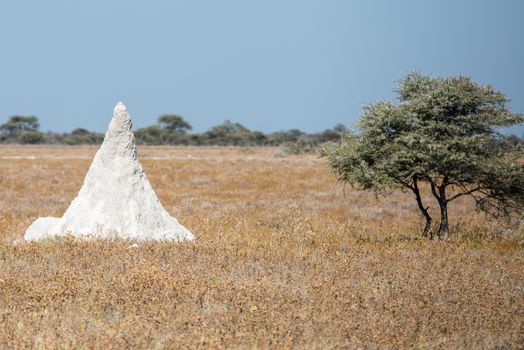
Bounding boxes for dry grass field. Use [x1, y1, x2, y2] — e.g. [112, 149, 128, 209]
[0, 145, 523, 349]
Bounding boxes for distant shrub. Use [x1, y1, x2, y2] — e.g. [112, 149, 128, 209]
[274, 140, 316, 157]
[19, 131, 44, 144]
[64, 129, 104, 145]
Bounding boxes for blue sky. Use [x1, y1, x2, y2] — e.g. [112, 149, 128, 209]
[1, 1, 523, 134]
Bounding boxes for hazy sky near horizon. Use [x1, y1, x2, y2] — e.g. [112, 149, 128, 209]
[1, 1, 523, 134]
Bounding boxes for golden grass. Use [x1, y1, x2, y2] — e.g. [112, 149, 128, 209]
[0, 145, 523, 349]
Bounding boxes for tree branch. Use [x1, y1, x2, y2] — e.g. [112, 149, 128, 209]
[442, 175, 450, 187]
[447, 186, 482, 202]
[412, 175, 433, 239]
[430, 181, 440, 201]
[392, 175, 415, 191]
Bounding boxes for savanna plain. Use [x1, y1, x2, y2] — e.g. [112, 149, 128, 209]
[0, 145, 523, 349]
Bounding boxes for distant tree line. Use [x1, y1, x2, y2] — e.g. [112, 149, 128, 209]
[0, 114, 349, 153]
[0, 116, 105, 145]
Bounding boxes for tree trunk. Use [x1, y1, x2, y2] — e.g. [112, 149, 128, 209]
[422, 209, 433, 239]
[412, 176, 433, 239]
[437, 186, 449, 239]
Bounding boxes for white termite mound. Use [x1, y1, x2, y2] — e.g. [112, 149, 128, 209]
[24, 102, 195, 242]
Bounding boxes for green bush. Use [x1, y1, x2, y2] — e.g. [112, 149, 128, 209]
[19, 131, 44, 144]
[274, 140, 316, 157]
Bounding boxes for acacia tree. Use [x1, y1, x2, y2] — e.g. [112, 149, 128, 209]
[157, 114, 192, 133]
[0, 116, 40, 135]
[321, 72, 524, 239]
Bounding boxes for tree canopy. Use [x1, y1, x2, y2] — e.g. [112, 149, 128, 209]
[157, 114, 192, 133]
[321, 72, 524, 239]
[0, 115, 40, 135]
